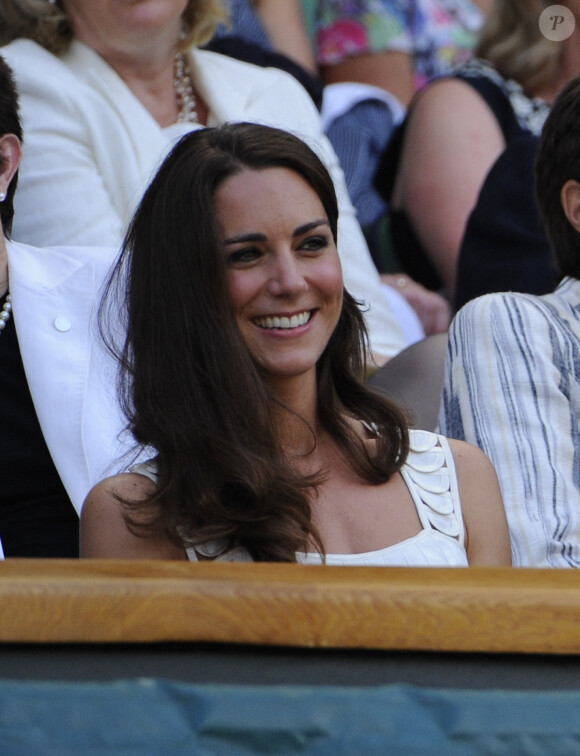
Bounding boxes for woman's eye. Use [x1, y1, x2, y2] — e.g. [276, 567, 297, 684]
[300, 235, 329, 252]
[227, 247, 261, 265]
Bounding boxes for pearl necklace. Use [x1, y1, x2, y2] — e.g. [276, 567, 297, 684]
[174, 52, 199, 124]
[0, 293, 12, 334]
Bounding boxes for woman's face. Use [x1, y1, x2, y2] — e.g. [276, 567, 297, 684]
[62, 0, 188, 55]
[214, 167, 343, 385]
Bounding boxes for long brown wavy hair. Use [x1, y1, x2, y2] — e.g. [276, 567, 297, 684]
[101, 122, 409, 561]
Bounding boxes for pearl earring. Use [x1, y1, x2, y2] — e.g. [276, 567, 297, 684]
[0, 193, 6, 202]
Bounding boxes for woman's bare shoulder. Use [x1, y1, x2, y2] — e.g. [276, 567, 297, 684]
[446, 437, 496, 476]
[446, 438, 512, 566]
[401, 76, 505, 157]
[410, 76, 497, 120]
[86, 471, 156, 505]
[80, 473, 186, 560]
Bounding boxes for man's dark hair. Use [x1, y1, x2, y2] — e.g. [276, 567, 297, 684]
[535, 76, 580, 278]
[0, 54, 22, 236]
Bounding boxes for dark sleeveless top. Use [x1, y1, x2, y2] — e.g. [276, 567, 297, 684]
[453, 133, 558, 311]
[374, 59, 551, 293]
[0, 293, 79, 557]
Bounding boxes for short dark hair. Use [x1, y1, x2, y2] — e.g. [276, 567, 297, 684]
[535, 76, 580, 279]
[103, 122, 409, 561]
[0, 54, 22, 236]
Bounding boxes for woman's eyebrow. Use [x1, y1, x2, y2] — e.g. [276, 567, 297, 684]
[223, 231, 267, 245]
[223, 219, 329, 245]
[293, 219, 330, 237]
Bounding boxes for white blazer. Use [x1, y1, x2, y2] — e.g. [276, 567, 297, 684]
[1, 38, 406, 360]
[6, 240, 132, 516]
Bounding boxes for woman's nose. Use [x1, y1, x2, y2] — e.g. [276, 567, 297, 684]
[267, 251, 308, 296]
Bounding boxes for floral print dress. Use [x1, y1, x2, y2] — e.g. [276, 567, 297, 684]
[305, 0, 485, 90]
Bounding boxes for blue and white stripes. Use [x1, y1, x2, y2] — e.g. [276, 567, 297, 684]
[439, 278, 580, 567]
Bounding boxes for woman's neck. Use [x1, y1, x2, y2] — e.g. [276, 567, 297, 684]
[114, 55, 179, 127]
[268, 373, 321, 457]
[74, 19, 184, 127]
[104, 44, 182, 127]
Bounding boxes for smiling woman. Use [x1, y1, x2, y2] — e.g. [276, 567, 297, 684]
[81, 122, 511, 568]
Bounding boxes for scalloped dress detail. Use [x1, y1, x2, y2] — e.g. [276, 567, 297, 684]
[130, 430, 468, 566]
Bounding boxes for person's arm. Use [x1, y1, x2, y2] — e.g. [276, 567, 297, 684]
[252, 0, 317, 73]
[80, 473, 187, 559]
[381, 273, 450, 334]
[448, 439, 511, 566]
[322, 50, 415, 108]
[391, 78, 505, 297]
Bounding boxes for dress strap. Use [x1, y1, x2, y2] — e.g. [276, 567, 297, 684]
[129, 459, 159, 485]
[400, 430, 466, 546]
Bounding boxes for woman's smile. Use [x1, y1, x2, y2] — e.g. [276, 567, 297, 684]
[253, 309, 314, 331]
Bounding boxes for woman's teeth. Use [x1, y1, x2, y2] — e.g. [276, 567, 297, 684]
[254, 311, 311, 329]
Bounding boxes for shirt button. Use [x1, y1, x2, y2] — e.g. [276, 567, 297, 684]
[54, 315, 72, 332]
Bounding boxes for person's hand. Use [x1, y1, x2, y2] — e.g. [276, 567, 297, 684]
[381, 273, 451, 335]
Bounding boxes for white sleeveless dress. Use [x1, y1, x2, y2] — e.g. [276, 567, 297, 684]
[131, 429, 468, 567]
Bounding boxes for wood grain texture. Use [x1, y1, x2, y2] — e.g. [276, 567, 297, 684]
[0, 561, 578, 653]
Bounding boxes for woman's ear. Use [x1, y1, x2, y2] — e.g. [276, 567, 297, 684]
[561, 179, 580, 235]
[0, 134, 22, 198]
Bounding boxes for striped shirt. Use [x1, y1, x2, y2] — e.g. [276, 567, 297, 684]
[439, 278, 580, 567]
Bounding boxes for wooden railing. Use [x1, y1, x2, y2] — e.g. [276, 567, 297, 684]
[0, 561, 579, 654]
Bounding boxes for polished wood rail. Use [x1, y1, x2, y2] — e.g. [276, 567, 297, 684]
[0, 560, 578, 653]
